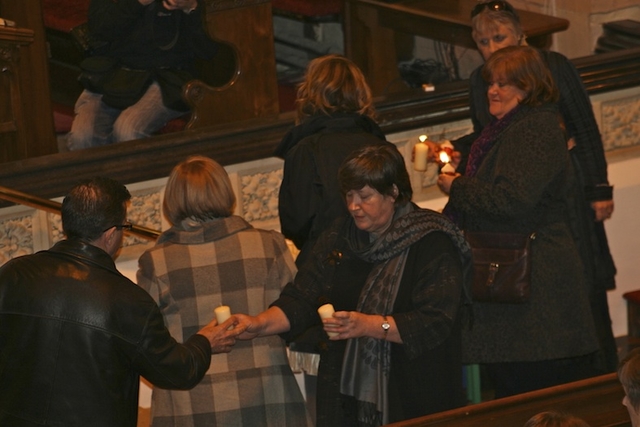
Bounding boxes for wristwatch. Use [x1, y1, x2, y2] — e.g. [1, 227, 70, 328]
[381, 316, 390, 339]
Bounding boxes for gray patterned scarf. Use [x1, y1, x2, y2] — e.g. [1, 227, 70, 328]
[340, 203, 471, 426]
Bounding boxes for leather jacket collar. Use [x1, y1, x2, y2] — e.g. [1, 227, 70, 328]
[48, 239, 119, 274]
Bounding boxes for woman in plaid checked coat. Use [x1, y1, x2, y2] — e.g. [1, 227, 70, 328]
[137, 156, 312, 426]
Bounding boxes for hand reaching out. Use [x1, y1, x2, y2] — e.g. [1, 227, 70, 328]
[197, 316, 247, 354]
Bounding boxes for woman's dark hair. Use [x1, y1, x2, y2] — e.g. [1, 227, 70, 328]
[61, 177, 131, 241]
[482, 45, 559, 106]
[338, 144, 412, 206]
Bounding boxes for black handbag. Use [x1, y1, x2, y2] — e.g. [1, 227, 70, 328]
[78, 56, 118, 94]
[79, 57, 152, 110]
[154, 68, 193, 112]
[101, 67, 152, 110]
[465, 231, 535, 304]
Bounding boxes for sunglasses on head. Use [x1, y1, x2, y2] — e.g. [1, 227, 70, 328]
[471, 1, 519, 20]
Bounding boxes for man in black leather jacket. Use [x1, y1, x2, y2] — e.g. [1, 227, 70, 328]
[0, 177, 245, 427]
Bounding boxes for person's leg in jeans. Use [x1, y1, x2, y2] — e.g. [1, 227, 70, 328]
[67, 90, 120, 150]
[112, 81, 186, 142]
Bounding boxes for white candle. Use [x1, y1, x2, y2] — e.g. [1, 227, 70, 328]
[214, 305, 231, 324]
[441, 163, 456, 175]
[317, 303, 338, 337]
[414, 142, 428, 171]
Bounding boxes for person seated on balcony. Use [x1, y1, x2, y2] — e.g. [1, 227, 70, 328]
[66, 0, 218, 151]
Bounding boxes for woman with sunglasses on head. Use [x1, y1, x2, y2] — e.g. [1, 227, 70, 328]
[445, 0, 618, 376]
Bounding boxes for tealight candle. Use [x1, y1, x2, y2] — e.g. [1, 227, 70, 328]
[441, 163, 456, 175]
[214, 305, 231, 324]
[317, 303, 338, 337]
[414, 135, 429, 171]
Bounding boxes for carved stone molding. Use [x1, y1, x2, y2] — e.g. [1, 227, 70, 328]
[0, 214, 33, 265]
[241, 168, 282, 223]
[601, 95, 640, 150]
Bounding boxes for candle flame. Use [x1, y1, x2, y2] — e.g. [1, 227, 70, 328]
[419, 134, 427, 143]
[439, 151, 450, 163]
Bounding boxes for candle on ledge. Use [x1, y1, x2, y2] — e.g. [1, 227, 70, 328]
[214, 305, 231, 324]
[414, 135, 429, 171]
[317, 303, 338, 337]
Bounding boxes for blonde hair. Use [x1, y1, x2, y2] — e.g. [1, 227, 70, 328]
[471, 9, 525, 46]
[163, 156, 236, 225]
[482, 45, 559, 107]
[295, 54, 375, 124]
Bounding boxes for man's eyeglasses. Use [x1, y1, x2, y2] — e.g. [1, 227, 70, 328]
[471, 1, 519, 20]
[103, 222, 133, 233]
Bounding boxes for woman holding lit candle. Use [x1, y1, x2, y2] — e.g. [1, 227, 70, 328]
[453, 1, 618, 376]
[437, 46, 599, 398]
[137, 156, 311, 426]
[237, 144, 473, 426]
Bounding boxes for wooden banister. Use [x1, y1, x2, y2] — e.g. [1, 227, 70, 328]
[384, 373, 629, 427]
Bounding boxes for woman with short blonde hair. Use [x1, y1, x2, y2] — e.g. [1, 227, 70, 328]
[138, 155, 311, 426]
[162, 155, 235, 225]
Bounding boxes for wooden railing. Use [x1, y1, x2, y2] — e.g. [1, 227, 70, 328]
[0, 185, 160, 240]
[384, 373, 630, 427]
